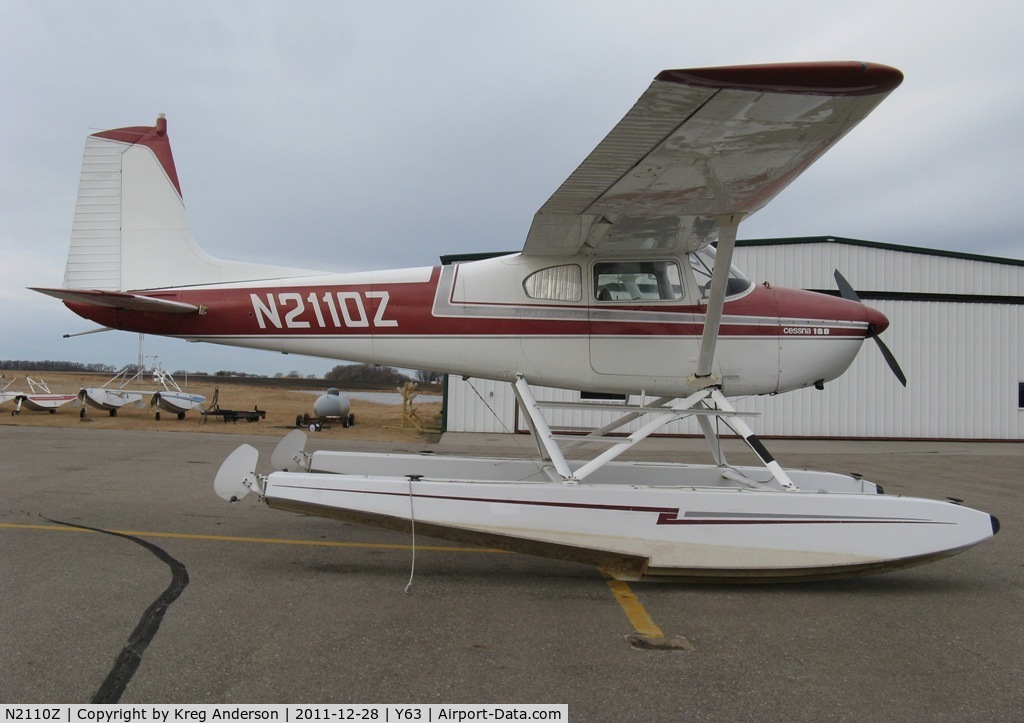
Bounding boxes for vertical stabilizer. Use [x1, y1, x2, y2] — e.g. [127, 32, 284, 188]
[63, 116, 314, 292]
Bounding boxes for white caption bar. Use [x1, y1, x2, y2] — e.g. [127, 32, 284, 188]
[1, 705, 568, 723]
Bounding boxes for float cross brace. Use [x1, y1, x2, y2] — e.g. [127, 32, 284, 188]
[511, 376, 796, 488]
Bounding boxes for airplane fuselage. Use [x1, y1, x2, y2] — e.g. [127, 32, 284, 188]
[65, 252, 884, 397]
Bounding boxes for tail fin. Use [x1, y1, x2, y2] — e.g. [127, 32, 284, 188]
[63, 115, 314, 292]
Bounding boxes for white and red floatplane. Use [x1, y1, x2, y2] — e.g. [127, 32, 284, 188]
[11, 377, 78, 415]
[35, 61, 999, 581]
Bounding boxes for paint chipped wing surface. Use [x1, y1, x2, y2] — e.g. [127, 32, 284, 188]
[522, 62, 903, 257]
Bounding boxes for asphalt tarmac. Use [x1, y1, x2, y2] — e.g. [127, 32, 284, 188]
[2, 425, 1021, 718]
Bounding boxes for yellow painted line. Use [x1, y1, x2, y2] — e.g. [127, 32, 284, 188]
[600, 569, 664, 639]
[0, 522, 510, 554]
[8, 523, 684, 643]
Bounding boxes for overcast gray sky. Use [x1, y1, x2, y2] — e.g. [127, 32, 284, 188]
[2, 1, 1022, 377]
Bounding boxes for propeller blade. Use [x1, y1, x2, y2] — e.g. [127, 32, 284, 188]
[870, 331, 908, 387]
[835, 269, 907, 387]
[833, 269, 860, 302]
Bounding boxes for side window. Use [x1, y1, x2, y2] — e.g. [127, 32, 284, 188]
[523, 264, 582, 301]
[593, 261, 683, 301]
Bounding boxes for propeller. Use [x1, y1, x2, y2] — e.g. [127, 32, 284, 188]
[834, 270, 907, 387]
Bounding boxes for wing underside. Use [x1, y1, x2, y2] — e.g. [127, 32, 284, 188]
[522, 62, 903, 257]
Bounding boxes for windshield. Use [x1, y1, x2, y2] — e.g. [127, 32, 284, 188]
[688, 247, 752, 299]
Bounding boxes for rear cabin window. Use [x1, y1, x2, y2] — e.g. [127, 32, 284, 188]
[523, 264, 582, 301]
[593, 261, 683, 302]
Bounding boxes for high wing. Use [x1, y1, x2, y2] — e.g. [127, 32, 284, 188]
[522, 61, 903, 257]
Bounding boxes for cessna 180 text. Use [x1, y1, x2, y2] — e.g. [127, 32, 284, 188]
[35, 62, 998, 582]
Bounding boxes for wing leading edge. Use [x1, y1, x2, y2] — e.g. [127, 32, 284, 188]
[522, 61, 903, 257]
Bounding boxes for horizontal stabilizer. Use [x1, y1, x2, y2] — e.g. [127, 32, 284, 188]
[30, 287, 199, 314]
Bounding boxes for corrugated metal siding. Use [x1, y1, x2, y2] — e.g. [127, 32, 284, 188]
[445, 376, 518, 434]
[446, 241, 1024, 440]
[734, 241, 1024, 296]
[729, 301, 1022, 439]
[732, 242, 1023, 439]
[446, 379, 706, 436]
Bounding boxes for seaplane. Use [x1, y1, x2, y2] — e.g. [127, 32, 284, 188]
[33, 61, 999, 581]
[0, 375, 19, 406]
[78, 365, 148, 417]
[149, 363, 205, 420]
[11, 377, 78, 415]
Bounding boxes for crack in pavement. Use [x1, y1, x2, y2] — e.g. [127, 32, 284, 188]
[41, 516, 190, 703]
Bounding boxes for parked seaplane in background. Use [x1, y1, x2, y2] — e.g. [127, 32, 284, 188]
[34, 61, 999, 581]
[10, 377, 78, 415]
[149, 364, 205, 420]
[77, 346, 205, 419]
[0, 375, 19, 406]
[78, 365, 147, 417]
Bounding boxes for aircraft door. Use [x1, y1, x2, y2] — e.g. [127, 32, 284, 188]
[589, 259, 696, 378]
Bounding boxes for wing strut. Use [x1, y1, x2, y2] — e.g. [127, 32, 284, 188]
[690, 215, 741, 388]
[683, 216, 798, 491]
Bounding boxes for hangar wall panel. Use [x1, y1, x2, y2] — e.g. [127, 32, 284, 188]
[446, 375, 519, 434]
[727, 301, 1022, 439]
[732, 241, 1023, 440]
[734, 240, 1024, 296]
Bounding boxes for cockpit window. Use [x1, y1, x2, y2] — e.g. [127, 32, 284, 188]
[689, 248, 752, 298]
[593, 260, 683, 301]
[523, 264, 582, 301]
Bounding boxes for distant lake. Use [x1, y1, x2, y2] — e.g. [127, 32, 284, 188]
[292, 390, 440, 405]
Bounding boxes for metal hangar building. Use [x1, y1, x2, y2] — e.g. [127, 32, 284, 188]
[443, 237, 1024, 441]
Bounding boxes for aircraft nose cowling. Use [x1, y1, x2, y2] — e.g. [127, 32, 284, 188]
[771, 287, 885, 332]
[766, 286, 906, 393]
[865, 304, 889, 334]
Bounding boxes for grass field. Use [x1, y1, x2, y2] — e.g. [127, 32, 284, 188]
[0, 370, 443, 442]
